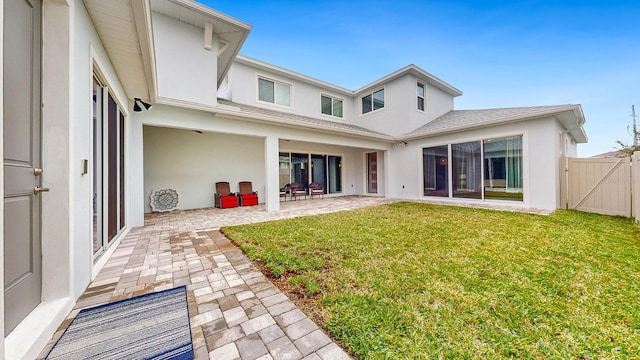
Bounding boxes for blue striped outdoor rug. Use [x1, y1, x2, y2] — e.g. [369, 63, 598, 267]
[46, 286, 193, 360]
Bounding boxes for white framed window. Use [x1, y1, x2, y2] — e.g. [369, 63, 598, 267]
[321, 95, 343, 118]
[361, 88, 384, 114]
[417, 81, 425, 111]
[258, 77, 291, 107]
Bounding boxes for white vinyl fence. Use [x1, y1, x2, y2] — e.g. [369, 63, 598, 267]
[561, 152, 640, 223]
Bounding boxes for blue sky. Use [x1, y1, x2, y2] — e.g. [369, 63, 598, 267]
[200, 0, 640, 156]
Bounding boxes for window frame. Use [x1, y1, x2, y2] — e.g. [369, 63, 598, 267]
[91, 68, 128, 263]
[361, 87, 385, 115]
[257, 75, 293, 108]
[417, 81, 425, 111]
[421, 134, 524, 202]
[320, 94, 344, 118]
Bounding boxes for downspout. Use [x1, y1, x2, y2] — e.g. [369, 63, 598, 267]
[559, 115, 586, 209]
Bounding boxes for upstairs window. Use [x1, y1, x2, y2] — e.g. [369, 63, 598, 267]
[258, 77, 291, 107]
[417, 82, 425, 111]
[321, 95, 343, 118]
[362, 88, 384, 114]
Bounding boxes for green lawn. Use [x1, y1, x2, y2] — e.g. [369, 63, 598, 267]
[222, 202, 640, 359]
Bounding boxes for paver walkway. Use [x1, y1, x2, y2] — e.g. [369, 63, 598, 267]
[38, 196, 394, 360]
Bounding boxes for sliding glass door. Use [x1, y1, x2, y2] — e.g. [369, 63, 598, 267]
[423, 135, 523, 201]
[93, 75, 126, 261]
[280, 152, 342, 194]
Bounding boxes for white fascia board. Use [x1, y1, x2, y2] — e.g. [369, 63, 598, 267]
[169, 0, 253, 31]
[236, 56, 462, 99]
[235, 55, 353, 97]
[401, 105, 585, 142]
[557, 106, 588, 143]
[131, 0, 156, 101]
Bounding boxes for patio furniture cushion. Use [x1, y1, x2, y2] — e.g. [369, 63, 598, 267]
[218, 195, 239, 209]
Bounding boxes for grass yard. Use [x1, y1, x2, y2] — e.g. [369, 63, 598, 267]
[222, 202, 640, 359]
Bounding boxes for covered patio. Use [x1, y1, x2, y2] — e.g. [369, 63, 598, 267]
[38, 196, 392, 359]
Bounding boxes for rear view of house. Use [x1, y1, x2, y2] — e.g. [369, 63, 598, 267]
[0, 0, 586, 358]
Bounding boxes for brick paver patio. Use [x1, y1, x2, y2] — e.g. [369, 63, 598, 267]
[38, 196, 395, 360]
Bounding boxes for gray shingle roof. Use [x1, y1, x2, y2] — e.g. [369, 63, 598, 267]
[217, 99, 394, 140]
[403, 105, 580, 139]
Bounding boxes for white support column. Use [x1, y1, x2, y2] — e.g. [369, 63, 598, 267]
[129, 113, 144, 227]
[264, 135, 280, 212]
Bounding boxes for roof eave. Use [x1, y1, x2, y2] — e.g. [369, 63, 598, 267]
[235, 55, 354, 96]
[401, 105, 588, 142]
[212, 106, 397, 142]
[354, 65, 462, 97]
[149, 0, 252, 89]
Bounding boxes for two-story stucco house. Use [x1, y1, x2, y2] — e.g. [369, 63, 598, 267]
[0, 0, 586, 358]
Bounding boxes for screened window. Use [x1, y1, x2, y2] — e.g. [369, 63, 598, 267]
[422, 135, 523, 201]
[321, 95, 343, 118]
[362, 88, 384, 114]
[258, 77, 291, 106]
[423, 145, 448, 197]
[484, 136, 523, 201]
[453, 141, 482, 199]
[417, 82, 425, 111]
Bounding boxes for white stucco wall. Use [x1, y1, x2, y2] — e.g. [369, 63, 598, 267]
[351, 74, 455, 136]
[225, 61, 352, 122]
[143, 126, 265, 212]
[389, 117, 563, 210]
[224, 62, 456, 138]
[132, 104, 393, 214]
[73, 0, 130, 297]
[153, 12, 217, 107]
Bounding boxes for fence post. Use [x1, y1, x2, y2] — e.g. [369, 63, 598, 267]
[559, 156, 568, 209]
[633, 152, 639, 223]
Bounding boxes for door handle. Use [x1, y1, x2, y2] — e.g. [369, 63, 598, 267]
[34, 186, 50, 195]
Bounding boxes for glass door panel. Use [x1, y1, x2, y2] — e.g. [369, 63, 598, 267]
[452, 141, 482, 199]
[279, 152, 291, 190]
[92, 79, 103, 256]
[328, 156, 342, 193]
[423, 145, 449, 197]
[291, 153, 309, 189]
[311, 154, 327, 193]
[367, 152, 377, 194]
[483, 136, 523, 201]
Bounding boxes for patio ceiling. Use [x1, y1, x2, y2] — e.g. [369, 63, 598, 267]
[83, 0, 150, 100]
